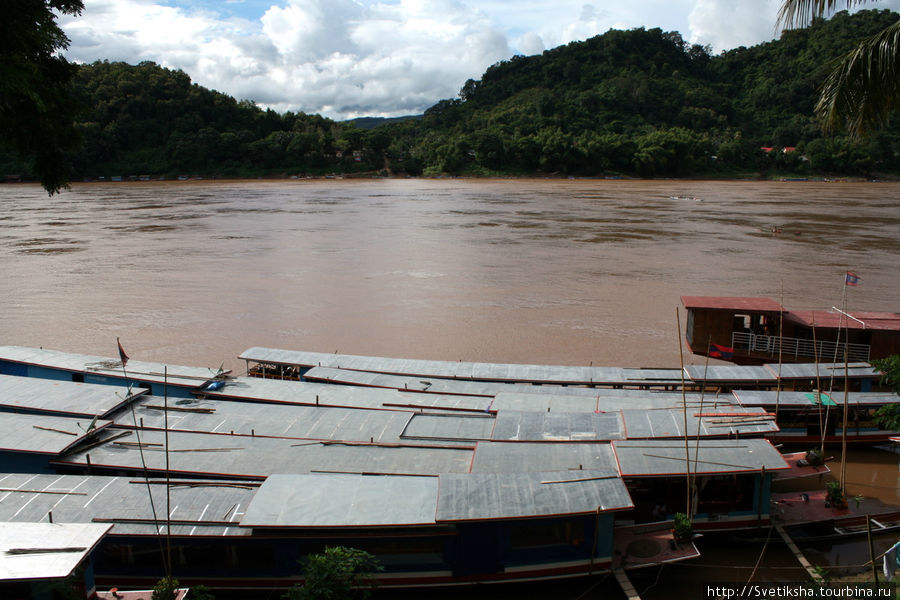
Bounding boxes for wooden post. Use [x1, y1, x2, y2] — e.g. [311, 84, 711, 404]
[867, 515, 879, 583]
[676, 307, 691, 518]
[757, 465, 765, 523]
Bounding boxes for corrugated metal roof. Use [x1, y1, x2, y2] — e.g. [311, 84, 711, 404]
[401, 413, 495, 441]
[0, 522, 112, 580]
[491, 411, 624, 442]
[0, 374, 145, 418]
[53, 430, 476, 478]
[122, 395, 429, 445]
[613, 439, 789, 477]
[240, 473, 439, 528]
[205, 376, 492, 412]
[305, 364, 685, 392]
[733, 390, 897, 408]
[436, 471, 632, 522]
[470, 441, 619, 474]
[785, 310, 900, 331]
[491, 390, 740, 413]
[304, 366, 501, 397]
[0, 473, 255, 536]
[621, 407, 777, 439]
[681, 296, 784, 312]
[763, 362, 879, 380]
[684, 364, 776, 383]
[491, 392, 600, 413]
[0, 413, 113, 454]
[0, 346, 220, 388]
[242, 347, 633, 385]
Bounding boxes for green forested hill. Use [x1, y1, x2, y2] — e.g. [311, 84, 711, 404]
[2, 9, 899, 181]
[397, 8, 900, 177]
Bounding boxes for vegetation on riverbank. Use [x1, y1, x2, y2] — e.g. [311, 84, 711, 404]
[2, 9, 900, 185]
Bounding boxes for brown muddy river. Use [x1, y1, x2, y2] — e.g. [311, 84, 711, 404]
[1, 178, 899, 597]
[2, 178, 897, 372]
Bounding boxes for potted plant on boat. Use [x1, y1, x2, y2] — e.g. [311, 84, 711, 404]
[824, 480, 847, 509]
[673, 512, 693, 543]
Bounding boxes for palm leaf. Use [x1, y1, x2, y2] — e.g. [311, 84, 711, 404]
[777, 0, 869, 29]
[817, 19, 900, 135]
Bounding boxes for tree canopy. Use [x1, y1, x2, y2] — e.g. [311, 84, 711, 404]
[0, 0, 84, 194]
[778, 0, 900, 136]
[3, 8, 900, 183]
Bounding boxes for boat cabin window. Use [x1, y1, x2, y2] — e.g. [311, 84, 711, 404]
[72, 373, 84, 383]
[733, 314, 772, 335]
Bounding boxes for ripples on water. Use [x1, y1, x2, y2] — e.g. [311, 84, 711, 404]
[1, 178, 897, 372]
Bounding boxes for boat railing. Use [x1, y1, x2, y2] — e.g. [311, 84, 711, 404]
[731, 332, 871, 362]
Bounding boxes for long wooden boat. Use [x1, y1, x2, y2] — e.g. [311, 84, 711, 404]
[783, 510, 900, 542]
[0, 357, 800, 592]
[0, 345, 228, 398]
[681, 296, 900, 365]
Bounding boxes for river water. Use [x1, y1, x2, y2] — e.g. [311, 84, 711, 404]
[2, 178, 897, 373]
[1, 178, 899, 597]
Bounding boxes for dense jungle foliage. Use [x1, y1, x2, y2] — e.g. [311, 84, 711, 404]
[2, 9, 900, 181]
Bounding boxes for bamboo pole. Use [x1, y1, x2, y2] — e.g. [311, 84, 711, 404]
[868, 515, 879, 583]
[677, 307, 691, 518]
[841, 348, 849, 494]
[165, 366, 172, 578]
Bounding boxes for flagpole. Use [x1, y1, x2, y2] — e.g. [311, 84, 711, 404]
[118, 339, 169, 580]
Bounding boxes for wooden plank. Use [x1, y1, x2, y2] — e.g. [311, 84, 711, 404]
[774, 524, 822, 582]
[613, 567, 642, 600]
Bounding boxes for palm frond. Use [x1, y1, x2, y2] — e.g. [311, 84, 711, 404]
[777, 0, 868, 30]
[817, 19, 900, 136]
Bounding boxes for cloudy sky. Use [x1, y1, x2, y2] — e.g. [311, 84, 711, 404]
[58, 0, 900, 120]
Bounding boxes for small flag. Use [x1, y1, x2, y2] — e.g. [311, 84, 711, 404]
[117, 338, 129, 366]
[845, 271, 861, 286]
[709, 343, 734, 360]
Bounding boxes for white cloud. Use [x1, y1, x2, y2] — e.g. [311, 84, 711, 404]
[59, 0, 884, 119]
[687, 0, 782, 52]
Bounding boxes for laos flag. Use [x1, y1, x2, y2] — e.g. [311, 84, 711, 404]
[709, 344, 734, 359]
[845, 271, 861, 286]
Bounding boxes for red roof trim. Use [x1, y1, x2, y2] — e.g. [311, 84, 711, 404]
[681, 296, 784, 312]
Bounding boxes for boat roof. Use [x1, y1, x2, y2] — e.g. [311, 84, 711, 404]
[242, 348, 684, 387]
[52, 429, 476, 478]
[612, 439, 789, 477]
[122, 394, 465, 446]
[681, 296, 784, 312]
[240, 473, 439, 528]
[621, 407, 777, 439]
[785, 310, 900, 331]
[435, 471, 632, 521]
[240, 469, 633, 529]
[766, 362, 879, 380]
[0, 346, 223, 388]
[305, 365, 686, 393]
[0, 413, 113, 455]
[491, 410, 625, 441]
[470, 441, 620, 474]
[0, 522, 112, 581]
[684, 364, 777, 383]
[0, 374, 145, 418]
[733, 390, 898, 408]
[0, 473, 256, 536]
[202, 376, 492, 412]
[401, 412, 496, 442]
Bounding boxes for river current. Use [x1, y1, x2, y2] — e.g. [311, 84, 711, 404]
[2, 178, 897, 374]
